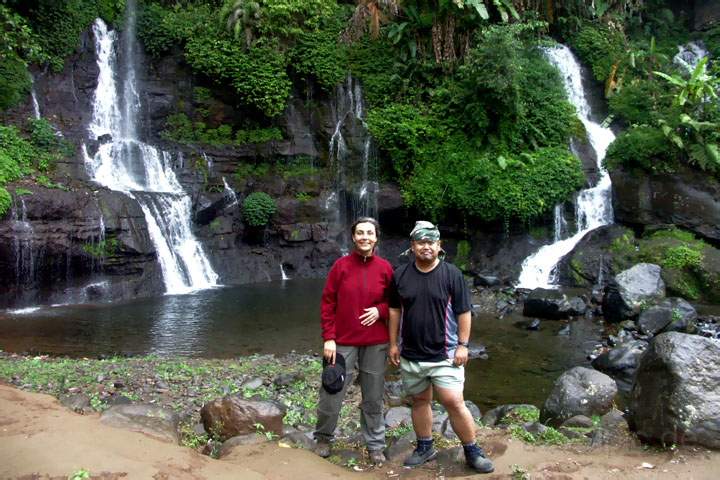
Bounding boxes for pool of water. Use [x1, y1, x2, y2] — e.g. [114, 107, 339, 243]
[0, 279, 602, 409]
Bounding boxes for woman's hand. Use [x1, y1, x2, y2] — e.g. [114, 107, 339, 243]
[359, 307, 379, 326]
[323, 340, 336, 364]
[389, 344, 400, 367]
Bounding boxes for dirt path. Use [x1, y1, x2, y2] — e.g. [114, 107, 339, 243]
[1, 384, 719, 479]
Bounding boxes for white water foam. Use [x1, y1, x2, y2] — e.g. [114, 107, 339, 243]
[517, 45, 615, 289]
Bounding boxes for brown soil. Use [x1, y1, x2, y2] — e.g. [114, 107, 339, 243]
[2, 384, 719, 480]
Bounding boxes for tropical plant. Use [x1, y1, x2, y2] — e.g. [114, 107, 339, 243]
[220, 0, 261, 49]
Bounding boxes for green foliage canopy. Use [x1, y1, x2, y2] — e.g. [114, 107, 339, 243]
[242, 192, 277, 227]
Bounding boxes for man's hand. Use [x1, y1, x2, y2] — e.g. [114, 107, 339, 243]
[359, 307, 379, 326]
[454, 345, 468, 366]
[323, 340, 336, 364]
[389, 344, 400, 367]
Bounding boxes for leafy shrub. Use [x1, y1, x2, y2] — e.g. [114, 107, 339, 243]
[290, 27, 348, 91]
[570, 22, 626, 83]
[0, 53, 31, 110]
[185, 37, 291, 117]
[0, 187, 11, 217]
[242, 192, 276, 227]
[137, 2, 216, 56]
[605, 125, 675, 172]
[235, 127, 283, 145]
[348, 37, 402, 107]
[609, 80, 670, 125]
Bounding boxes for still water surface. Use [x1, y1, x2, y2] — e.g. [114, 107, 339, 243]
[0, 279, 601, 409]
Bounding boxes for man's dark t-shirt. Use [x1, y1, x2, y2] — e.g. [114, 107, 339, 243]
[389, 261, 471, 362]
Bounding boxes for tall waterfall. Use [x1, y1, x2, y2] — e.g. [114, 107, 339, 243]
[327, 75, 378, 249]
[517, 45, 615, 289]
[83, 9, 218, 294]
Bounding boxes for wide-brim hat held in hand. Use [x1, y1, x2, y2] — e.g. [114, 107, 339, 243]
[322, 352, 346, 394]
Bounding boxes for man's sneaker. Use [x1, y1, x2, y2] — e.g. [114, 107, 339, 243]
[464, 445, 494, 474]
[314, 439, 331, 458]
[368, 449, 386, 465]
[403, 446, 437, 467]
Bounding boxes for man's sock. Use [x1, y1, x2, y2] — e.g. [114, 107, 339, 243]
[416, 437, 434, 453]
[462, 442, 485, 458]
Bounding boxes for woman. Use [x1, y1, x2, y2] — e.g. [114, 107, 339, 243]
[314, 217, 394, 464]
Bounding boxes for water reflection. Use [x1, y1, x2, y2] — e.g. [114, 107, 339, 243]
[0, 280, 603, 408]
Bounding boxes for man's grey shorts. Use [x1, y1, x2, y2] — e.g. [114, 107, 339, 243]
[400, 357, 465, 396]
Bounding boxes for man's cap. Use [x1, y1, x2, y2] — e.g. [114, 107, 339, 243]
[409, 220, 440, 241]
[322, 352, 346, 394]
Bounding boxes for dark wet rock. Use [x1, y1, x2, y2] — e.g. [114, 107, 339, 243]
[559, 426, 589, 440]
[60, 393, 93, 414]
[619, 320, 637, 331]
[523, 421, 549, 436]
[384, 380, 405, 407]
[561, 415, 594, 429]
[385, 431, 416, 462]
[630, 332, 720, 448]
[384, 406, 412, 429]
[527, 319, 541, 330]
[591, 340, 648, 393]
[603, 264, 665, 323]
[482, 404, 538, 427]
[590, 409, 635, 447]
[540, 367, 617, 427]
[200, 396, 286, 441]
[557, 225, 634, 288]
[100, 404, 180, 444]
[218, 433, 267, 458]
[557, 324, 571, 336]
[273, 372, 301, 387]
[432, 412, 448, 434]
[637, 298, 697, 336]
[474, 274, 501, 288]
[467, 343, 488, 360]
[106, 393, 133, 407]
[611, 163, 720, 243]
[281, 430, 315, 450]
[523, 288, 572, 319]
[567, 297, 588, 316]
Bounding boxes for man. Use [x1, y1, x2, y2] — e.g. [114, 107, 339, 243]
[388, 221, 493, 474]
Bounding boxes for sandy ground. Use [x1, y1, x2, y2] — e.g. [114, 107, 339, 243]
[2, 384, 719, 480]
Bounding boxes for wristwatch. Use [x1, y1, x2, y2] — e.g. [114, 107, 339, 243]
[457, 340, 469, 347]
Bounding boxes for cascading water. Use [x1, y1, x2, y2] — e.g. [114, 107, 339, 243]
[11, 197, 35, 289]
[517, 45, 615, 289]
[280, 263, 290, 281]
[83, 7, 218, 294]
[30, 77, 41, 120]
[327, 75, 378, 249]
[674, 41, 709, 72]
[222, 177, 238, 209]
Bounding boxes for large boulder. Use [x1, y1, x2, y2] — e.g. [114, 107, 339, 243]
[100, 404, 179, 444]
[540, 367, 617, 427]
[603, 263, 665, 322]
[200, 396, 286, 441]
[523, 289, 568, 319]
[637, 298, 697, 336]
[591, 340, 648, 393]
[611, 164, 720, 243]
[630, 332, 720, 448]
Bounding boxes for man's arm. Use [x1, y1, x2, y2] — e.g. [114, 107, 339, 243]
[389, 307, 401, 366]
[454, 310, 471, 366]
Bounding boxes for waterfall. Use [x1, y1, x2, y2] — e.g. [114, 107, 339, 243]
[517, 45, 615, 289]
[30, 77, 41, 119]
[222, 177, 238, 209]
[674, 41, 709, 73]
[11, 197, 35, 289]
[280, 263, 290, 281]
[83, 10, 218, 294]
[327, 75, 378, 250]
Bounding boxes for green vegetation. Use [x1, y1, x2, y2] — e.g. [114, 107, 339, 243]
[161, 114, 283, 147]
[82, 238, 119, 258]
[242, 192, 277, 227]
[0, 121, 72, 215]
[609, 228, 720, 303]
